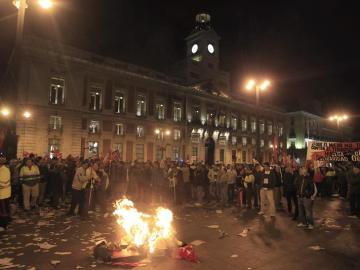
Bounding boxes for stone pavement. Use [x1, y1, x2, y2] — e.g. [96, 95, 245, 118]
[0, 198, 359, 270]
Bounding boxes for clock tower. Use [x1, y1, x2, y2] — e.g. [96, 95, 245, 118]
[184, 13, 229, 93]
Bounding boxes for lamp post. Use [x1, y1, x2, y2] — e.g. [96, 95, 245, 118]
[13, 0, 53, 49]
[20, 110, 32, 157]
[155, 129, 171, 160]
[245, 79, 271, 162]
[329, 114, 348, 141]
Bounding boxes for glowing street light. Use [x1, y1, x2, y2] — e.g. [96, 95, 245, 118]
[38, 0, 53, 9]
[154, 129, 160, 135]
[1, 108, 10, 117]
[23, 111, 31, 118]
[244, 78, 272, 162]
[329, 114, 348, 129]
[165, 130, 171, 136]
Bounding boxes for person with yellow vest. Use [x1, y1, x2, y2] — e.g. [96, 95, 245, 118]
[19, 158, 41, 211]
[0, 154, 11, 231]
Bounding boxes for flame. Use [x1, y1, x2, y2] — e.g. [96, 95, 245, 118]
[113, 199, 174, 253]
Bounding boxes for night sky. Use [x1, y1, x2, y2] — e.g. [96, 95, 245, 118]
[0, 0, 359, 130]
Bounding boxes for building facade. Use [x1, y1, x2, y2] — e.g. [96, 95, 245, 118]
[1, 14, 286, 163]
[286, 111, 352, 150]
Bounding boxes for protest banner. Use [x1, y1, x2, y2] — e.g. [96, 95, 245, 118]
[306, 141, 360, 163]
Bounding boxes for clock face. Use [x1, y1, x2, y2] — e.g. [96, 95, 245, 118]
[191, 44, 198, 54]
[207, 43, 215, 54]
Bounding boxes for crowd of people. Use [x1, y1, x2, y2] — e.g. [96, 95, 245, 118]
[0, 153, 360, 232]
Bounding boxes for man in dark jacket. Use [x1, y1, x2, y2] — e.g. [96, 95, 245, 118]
[348, 163, 360, 217]
[258, 162, 276, 217]
[296, 166, 317, 229]
[283, 166, 298, 220]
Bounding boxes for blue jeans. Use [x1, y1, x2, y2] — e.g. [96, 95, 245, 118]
[298, 197, 314, 225]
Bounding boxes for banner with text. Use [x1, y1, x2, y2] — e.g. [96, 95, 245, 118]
[306, 141, 360, 163]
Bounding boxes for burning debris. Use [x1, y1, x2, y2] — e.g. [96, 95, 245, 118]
[113, 198, 174, 254]
[93, 198, 198, 266]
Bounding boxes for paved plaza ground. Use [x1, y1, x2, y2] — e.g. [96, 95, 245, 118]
[1, 198, 359, 270]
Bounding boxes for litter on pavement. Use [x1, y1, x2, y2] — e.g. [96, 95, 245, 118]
[308, 245, 325, 251]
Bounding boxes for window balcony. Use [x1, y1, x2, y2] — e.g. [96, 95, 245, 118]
[48, 124, 63, 133]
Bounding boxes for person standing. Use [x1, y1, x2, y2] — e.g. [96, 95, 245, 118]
[207, 165, 218, 201]
[258, 163, 276, 217]
[19, 158, 41, 212]
[253, 164, 263, 209]
[296, 166, 317, 229]
[180, 163, 191, 201]
[38, 158, 49, 206]
[67, 161, 88, 216]
[218, 165, 228, 207]
[273, 165, 283, 210]
[226, 165, 237, 205]
[283, 166, 298, 220]
[244, 166, 255, 209]
[0, 154, 11, 231]
[83, 161, 100, 219]
[348, 163, 360, 218]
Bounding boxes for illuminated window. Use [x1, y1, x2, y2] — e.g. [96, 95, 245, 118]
[135, 144, 144, 161]
[48, 138, 60, 158]
[231, 116, 237, 130]
[136, 95, 146, 116]
[49, 116, 62, 130]
[242, 137, 247, 146]
[267, 122, 273, 135]
[89, 87, 102, 111]
[252, 138, 256, 145]
[89, 120, 100, 134]
[155, 103, 165, 120]
[113, 143, 123, 160]
[260, 139, 265, 148]
[174, 129, 181, 141]
[136, 125, 144, 138]
[192, 147, 198, 161]
[231, 136, 237, 145]
[114, 92, 125, 113]
[260, 121, 265, 134]
[251, 118, 256, 133]
[206, 110, 215, 126]
[172, 146, 180, 160]
[173, 102, 182, 122]
[115, 123, 124, 136]
[50, 77, 65, 105]
[241, 117, 247, 132]
[219, 114, 226, 127]
[279, 124, 284, 136]
[88, 141, 99, 155]
[192, 105, 201, 122]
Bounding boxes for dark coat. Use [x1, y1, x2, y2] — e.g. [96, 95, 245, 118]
[348, 172, 360, 194]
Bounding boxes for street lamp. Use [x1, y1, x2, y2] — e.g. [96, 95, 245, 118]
[1, 108, 11, 117]
[21, 110, 32, 156]
[245, 79, 271, 162]
[329, 114, 348, 129]
[12, 0, 53, 49]
[23, 110, 32, 118]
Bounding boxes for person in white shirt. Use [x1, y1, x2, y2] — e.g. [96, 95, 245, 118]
[226, 165, 237, 205]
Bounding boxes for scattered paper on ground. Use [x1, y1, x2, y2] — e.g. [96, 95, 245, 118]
[50, 260, 61, 266]
[190, 240, 206, 246]
[309, 245, 325, 251]
[230, 254, 239, 258]
[216, 210, 223, 214]
[207, 225, 219, 229]
[237, 229, 249, 237]
[38, 242, 57, 250]
[54, 251, 72, 255]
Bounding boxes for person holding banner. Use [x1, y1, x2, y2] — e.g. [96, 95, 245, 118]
[296, 167, 317, 230]
[348, 163, 360, 218]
